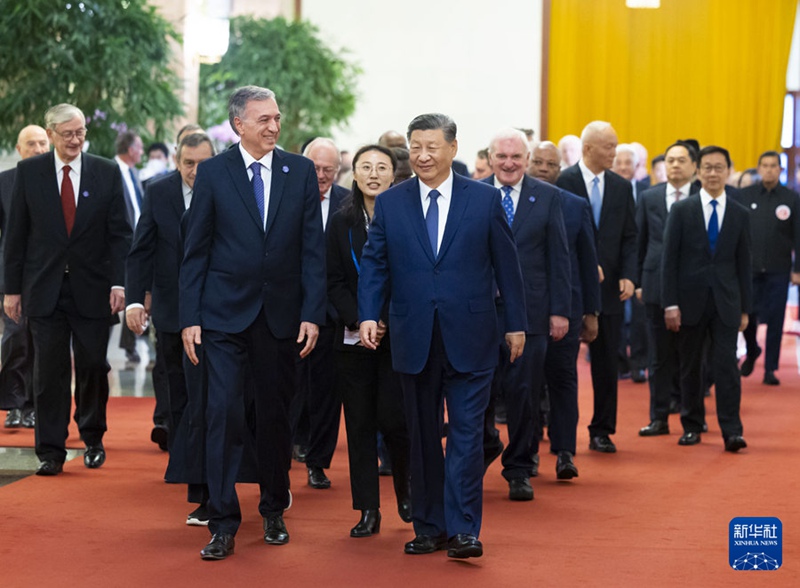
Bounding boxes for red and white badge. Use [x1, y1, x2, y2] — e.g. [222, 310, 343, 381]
[775, 205, 791, 221]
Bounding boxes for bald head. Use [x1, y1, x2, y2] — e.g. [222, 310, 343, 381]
[378, 130, 408, 150]
[16, 125, 50, 160]
[530, 141, 561, 185]
[581, 121, 618, 174]
[304, 137, 341, 197]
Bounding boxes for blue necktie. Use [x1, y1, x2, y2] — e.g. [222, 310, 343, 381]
[426, 189, 440, 257]
[129, 167, 142, 208]
[250, 161, 265, 225]
[590, 176, 602, 227]
[501, 185, 514, 226]
[708, 199, 719, 254]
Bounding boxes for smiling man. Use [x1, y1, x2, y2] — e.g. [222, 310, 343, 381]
[358, 113, 526, 559]
[180, 86, 326, 560]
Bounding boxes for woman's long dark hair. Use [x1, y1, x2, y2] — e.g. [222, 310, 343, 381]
[340, 144, 398, 228]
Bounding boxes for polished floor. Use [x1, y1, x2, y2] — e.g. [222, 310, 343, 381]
[0, 322, 156, 481]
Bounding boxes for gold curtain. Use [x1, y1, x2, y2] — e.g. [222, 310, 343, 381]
[548, 0, 797, 169]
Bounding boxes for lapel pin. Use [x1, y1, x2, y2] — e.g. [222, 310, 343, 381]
[529, 196, 536, 202]
[82, 191, 90, 198]
[282, 165, 289, 173]
[750, 203, 757, 209]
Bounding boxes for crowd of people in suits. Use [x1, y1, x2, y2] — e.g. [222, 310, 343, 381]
[1, 86, 799, 562]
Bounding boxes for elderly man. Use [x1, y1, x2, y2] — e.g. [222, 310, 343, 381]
[180, 86, 326, 560]
[0, 125, 49, 429]
[481, 129, 569, 501]
[530, 141, 600, 478]
[556, 121, 637, 454]
[4, 104, 131, 475]
[359, 113, 526, 559]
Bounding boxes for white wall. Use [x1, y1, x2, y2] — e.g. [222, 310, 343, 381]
[302, 0, 543, 175]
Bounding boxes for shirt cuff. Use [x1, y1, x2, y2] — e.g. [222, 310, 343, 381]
[664, 305, 679, 312]
[126, 303, 144, 312]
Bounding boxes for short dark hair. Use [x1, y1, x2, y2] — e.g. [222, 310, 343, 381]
[147, 142, 169, 159]
[177, 132, 215, 160]
[651, 154, 665, 167]
[115, 130, 140, 155]
[477, 148, 489, 161]
[698, 145, 731, 168]
[664, 141, 698, 163]
[406, 113, 457, 143]
[758, 150, 781, 166]
[176, 124, 203, 145]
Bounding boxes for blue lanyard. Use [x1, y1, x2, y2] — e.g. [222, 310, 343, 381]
[348, 228, 360, 275]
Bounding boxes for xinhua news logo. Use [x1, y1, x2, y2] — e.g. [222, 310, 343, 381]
[729, 517, 782, 571]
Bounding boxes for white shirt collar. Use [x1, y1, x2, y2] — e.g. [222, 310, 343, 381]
[55, 152, 81, 175]
[239, 143, 274, 171]
[668, 182, 692, 197]
[700, 188, 726, 208]
[493, 176, 524, 193]
[579, 159, 604, 183]
[419, 170, 454, 201]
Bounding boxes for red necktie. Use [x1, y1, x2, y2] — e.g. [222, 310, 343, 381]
[61, 165, 76, 236]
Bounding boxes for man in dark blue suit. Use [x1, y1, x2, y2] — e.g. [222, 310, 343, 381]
[662, 146, 751, 452]
[530, 141, 601, 478]
[481, 129, 570, 501]
[292, 137, 348, 489]
[180, 86, 326, 560]
[358, 113, 526, 559]
[126, 132, 216, 525]
[556, 121, 638, 454]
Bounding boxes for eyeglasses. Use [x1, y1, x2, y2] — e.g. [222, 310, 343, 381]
[53, 128, 87, 140]
[356, 163, 393, 175]
[314, 165, 338, 176]
[531, 159, 560, 170]
[700, 164, 727, 174]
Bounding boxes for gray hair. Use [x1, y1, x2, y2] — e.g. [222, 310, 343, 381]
[177, 132, 216, 159]
[228, 86, 276, 136]
[615, 143, 639, 166]
[488, 127, 530, 155]
[407, 113, 457, 143]
[44, 103, 85, 129]
[580, 121, 612, 144]
[303, 137, 341, 164]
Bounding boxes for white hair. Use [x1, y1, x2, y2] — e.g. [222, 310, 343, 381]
[488, 127, 530, 155]
[44, 103, 85, 129]
[615, 143, 639, 166]
[303, 137, 341, 165]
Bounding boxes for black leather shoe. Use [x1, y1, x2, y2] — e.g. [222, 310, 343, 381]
[447, 534, 483, 559]
[84, 445, 106, 469]
[763, 371, 780, 386]
[292, 444, 308, 463]
[307, 466, 331, 489]
[724, 435, 747, 452]
[263, 514, 289, 545]
[639, 420, 669, 436]
[404, 533, 448, 555]
[36, 460, 63, 476]
[483, 440, 504, 473]
[508, 478, 533, 501]
[20, 408, 35, 428]
[150, 425, 169, 451]
[4, 408, 22, 428]
[200, 533, 234, 560]
[631, 369, 648, 383]
[740, 348, 761, 376]
[556, 451, 578, 480]
[678, 432, 701, 446]
[397, 498, 412, 523]
[350, 509, 381, 537]
[589, 435, 617, 453]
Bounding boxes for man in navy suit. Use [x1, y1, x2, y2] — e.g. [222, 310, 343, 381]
[481, 129, 570, 501]
[180, 86, 326, 560]
[0, 125, 49, 430]
[530, 141, 600, 479]
[126, 132, 216, 525]
[662, 146, 751, 452]
[4, 103, 131, 475]
[358, 113, 526, 559]
[556, 121, 637, 454]
[292, 137, 348, 490]
[636, 141, 699, 437]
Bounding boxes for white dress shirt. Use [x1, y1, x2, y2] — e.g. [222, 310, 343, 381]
[700, 189, 726, 231]
[320, 186, 332, 231]
[579, 159, 605, 200]
[115, 155, 141, 225]
[55, 153, 81, 206]
[493, 177, 523, 214]
[666, 182, 692, 213]
[240, 144, 273, 229]
[419, 171, 454, 253]
[182, 182, 193, 210]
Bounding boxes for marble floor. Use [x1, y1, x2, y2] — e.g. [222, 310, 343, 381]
[0, 322, 157, 484]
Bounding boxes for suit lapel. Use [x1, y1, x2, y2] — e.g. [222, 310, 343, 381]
[39, 152, 69, 240]
[168, 172, 186, 218]
[72, 153, 94, 238]
[689, 196, 712, 256]
[512, 176, 536, 234]
[409, 179, 436, 264]
[265, 149, 288, 238]
[225, 146, 264, 232]
[437, 175, 468, 262]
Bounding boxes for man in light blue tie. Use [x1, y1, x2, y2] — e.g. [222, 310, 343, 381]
[662, 145, 752, 452]
[358, 114, 526, 559]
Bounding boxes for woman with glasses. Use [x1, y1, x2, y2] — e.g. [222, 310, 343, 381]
[326, 144, 411, 537]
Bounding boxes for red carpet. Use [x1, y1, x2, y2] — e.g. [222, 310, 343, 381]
[1, 330, 799, 586]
